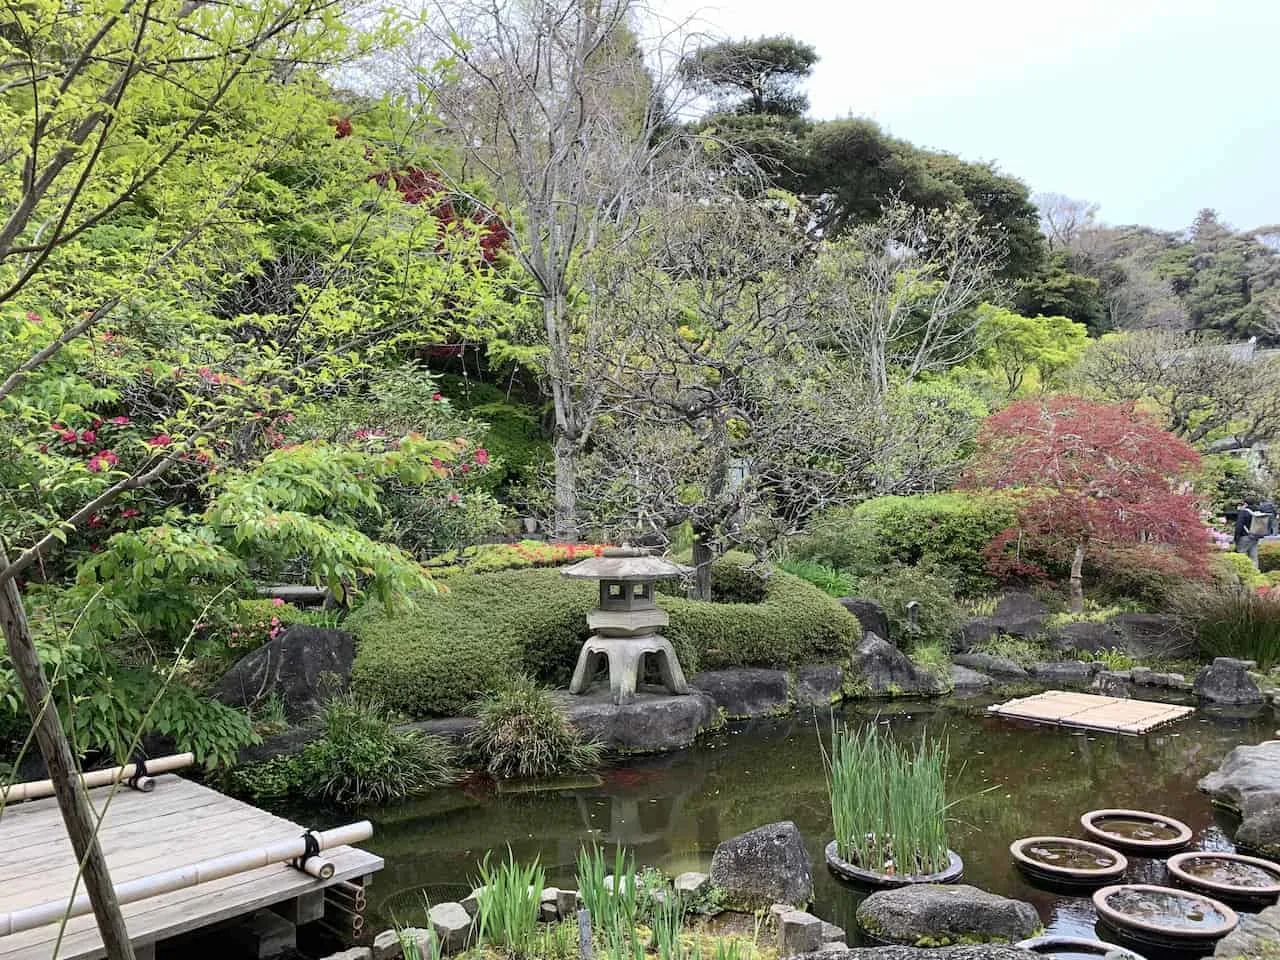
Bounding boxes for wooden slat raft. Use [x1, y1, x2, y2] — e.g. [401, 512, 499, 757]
[987, 689, 1195, 734]
[0, 774, 383, 959]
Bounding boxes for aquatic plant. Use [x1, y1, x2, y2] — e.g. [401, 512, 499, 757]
[472, 848, 545, 954]
[820, 720, 952, 875]
[576, 844, 641, 949]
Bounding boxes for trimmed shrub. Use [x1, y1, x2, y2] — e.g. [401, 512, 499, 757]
[1260, 540, 1280, 574]
[849, 563, 965, 651]
[1212, 550, 1268, 590]
[792, 492, 1017, 596]
[350, 554, 860, 718]
[470, 675, 603, 778]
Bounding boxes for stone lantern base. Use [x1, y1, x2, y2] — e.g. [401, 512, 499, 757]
[569, 633, 690, 705]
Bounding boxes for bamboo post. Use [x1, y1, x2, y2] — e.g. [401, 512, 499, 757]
[1, 753, 195, 804]
[0, 821, 372, 937]
[0, 548, 136, 959]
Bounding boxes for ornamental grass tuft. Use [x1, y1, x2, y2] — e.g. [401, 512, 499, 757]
[470, 675, 603, 779]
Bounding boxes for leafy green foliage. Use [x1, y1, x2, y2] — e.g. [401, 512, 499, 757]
[972, 305, 1090, 396]
[349, 555, 859, 718]
[470, 676, 603, 779]
[775, 558, 854, 597]
[969, 635, 1050, 667]
[792, 493, 1017, 596]
[850, 565, 965, 652]
[473, 850, 545, 954]
[229, 692, 456, 807]
[679, 36, 818, 117]
[1073, 647, 1137, 671]
[1260, 541, 1280, 574]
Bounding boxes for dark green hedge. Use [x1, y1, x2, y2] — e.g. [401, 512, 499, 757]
[792, 492, 1017, 596]
[349, 553, 860, 718]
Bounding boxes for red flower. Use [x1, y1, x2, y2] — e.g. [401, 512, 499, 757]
[333, 116, 353, 138]
[38, 443, 47, 453]
[148, 434, 173, 447]
[198, 366, 213, 380]
[272, 598, 285, 607]
[79, 429, 96, 444]
[121, 508, 140, 519]
[50, 422, 64, 431]
[460, 462, 472, 473]
[109, 416, 130, 426]
[447, 493, 461, 504]
[59, 429, 77, 443]
[431, 392, 443, 401]
[86, 450, 119, 472]
[473, 448, 489, 465]
[92, 419, 102, 429]
[88, 514, 104, 528]
[25, 310, 42, 323]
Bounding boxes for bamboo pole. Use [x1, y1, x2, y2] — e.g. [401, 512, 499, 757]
[0, 821, 372, 936]
[1, 753, 194, 804]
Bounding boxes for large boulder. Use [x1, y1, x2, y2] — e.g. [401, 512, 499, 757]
[840, 599, 889, 645]
[951, 665, 993, 691]
[1029, 660, 1097, 686]
[1214, 903, 1280, 959]
[555, 688, 721, 754]
[795, 664, 845, 707]
[692, 668, 791, 718]
[1112, 613, 1194, 658]
[952, 653, 1028, 682]
[989, 592, 1049, 640]
[709, 821, 813, 909]
[953, 619, 997, 655]
[1200, 740, 1280, 857]
[211, 625, 354, 722]
[1049, 620, 1123, 655]
[855, 884, 1040, 947]
[849, 635, 946, 697]
[800, 950, 1037, 960]
[1194, 658, 1265, 704]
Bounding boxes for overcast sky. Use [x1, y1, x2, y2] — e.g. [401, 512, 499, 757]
[654, 0, 1279, 232]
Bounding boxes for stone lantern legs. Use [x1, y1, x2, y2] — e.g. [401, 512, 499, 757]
[568, 633, 689, 705]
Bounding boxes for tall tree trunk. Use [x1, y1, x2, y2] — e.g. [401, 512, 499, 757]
[691, 534, 714, 602]
[1069, 542, 1085, 614]
[552, 432, 578, 542]
[0, 554, 136, 960]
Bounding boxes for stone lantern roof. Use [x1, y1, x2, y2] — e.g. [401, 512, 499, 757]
[560, 547, 689, 582]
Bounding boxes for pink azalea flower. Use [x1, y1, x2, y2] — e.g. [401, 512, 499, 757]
[473, 448, 489, 465]
[86, 450, 119, 472]
[431, 392, 443, 401]
[79, 429, 96, 444]
[25, 310, 42, 323]
[272, 598, 284, 607]
[109, 416, 130, 426]
[59, 429, 77, 443]
[148, 434, 173, 447]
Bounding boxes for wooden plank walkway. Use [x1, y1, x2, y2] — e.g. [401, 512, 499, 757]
[987, 689, 1195, 734]
[0, 774, 383, 959]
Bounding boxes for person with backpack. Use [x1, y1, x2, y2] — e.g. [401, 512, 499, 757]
[1260, 495, 1278, 537]
[1235, 496, 1268, 566]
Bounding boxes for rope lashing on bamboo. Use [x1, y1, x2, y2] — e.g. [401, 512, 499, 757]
[292, 828, 336, 880]
[124, 754, 153, 793]
[0, 752, 193, 805]
[0, 820, 372, 936]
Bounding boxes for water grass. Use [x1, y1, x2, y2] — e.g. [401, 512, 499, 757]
[472, 847, 545, 954]
[1183, 587, 1280, 670]
[576, 844, 640, 948]
[819, 719, 952, 876]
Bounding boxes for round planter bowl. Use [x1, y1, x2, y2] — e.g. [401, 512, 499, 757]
[1167, 852, 1280, 905]
[1010, 836, 1128, 888]
[1016, 935, 1144, 960]
[1080, 809, 1193, 853]
[1092, 884, 1238, 945]
[824, 840, 963, 888]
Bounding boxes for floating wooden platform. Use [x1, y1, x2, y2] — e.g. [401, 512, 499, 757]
[0, 774, 383, 959]
[987, 689, 1195, 734]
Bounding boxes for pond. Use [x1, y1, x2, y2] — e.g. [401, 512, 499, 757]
[356, 695, 1273, 945]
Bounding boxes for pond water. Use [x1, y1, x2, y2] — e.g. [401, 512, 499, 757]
[356, 695, 1274, 945]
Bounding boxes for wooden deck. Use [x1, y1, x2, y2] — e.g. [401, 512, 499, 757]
[987, 689, 1195, 734]
[0, 774, 383, 959]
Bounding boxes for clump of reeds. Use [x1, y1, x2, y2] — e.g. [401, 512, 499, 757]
[472, 847, 545, 955]
[820, 720, 951, 876]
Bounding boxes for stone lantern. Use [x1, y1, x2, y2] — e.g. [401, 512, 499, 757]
[561, 546, 691, 705]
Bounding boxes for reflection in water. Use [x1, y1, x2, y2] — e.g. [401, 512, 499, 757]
[355, 698, 1273, 942]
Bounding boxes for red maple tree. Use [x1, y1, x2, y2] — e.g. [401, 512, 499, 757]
[963, 397, 1211, 610]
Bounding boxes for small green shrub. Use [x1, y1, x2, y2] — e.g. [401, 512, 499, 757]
[849, 564, 964, 651]
[910, 643, 952, 682]
[1260, 540, 1280, 574]
[470, 675, 603, 778]
[1178, 587, 1280, 670]
[230, 693, 455, 807]
[793, 492, 1017, 596]
[1073, 646, 1137, 671]
[776, 558, 855, 597]
[350, 554, 860, 717]
[970, 634, 1049, 666]
[1213, 550, 1269, 589]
